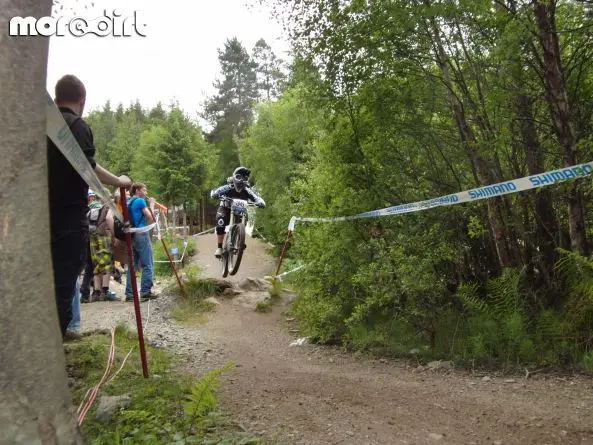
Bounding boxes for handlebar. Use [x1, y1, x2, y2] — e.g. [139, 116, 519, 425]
[219, 196, 258, 206]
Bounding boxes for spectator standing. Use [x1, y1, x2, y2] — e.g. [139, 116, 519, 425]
[124, 183, 158, 302]
[48, 74, 131, 338]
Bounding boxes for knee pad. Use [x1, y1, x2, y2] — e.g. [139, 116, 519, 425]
[215, 216, 226, 235]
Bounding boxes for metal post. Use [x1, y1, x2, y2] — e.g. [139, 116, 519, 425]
[120, 186, 149, 378]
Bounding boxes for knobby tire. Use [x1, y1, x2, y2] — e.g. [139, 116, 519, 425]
[229, 223, 246, 276]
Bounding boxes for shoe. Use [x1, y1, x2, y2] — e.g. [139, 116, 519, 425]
[215, 247, 223, 258]
[90, 289, 103, 302]
[140, 292, 159, 302]
[63, 330, 82, 341]
[103, 290, 119, 302]
[125, 296, 134, 302]
[80, 289, 90, 303]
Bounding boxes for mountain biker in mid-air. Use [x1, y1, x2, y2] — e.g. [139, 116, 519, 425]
[210, 166, 265, 258]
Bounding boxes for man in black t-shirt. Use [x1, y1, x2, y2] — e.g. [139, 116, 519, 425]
[48, 74, 132, 338]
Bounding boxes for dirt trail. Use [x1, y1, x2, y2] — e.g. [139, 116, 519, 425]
[191, 234, 593, 445]
[81, 233, 593, 445]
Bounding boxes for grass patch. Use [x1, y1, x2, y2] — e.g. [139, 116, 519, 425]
[153, 234, 196, 277]
[170, 300, 213, 324]
[65, 324, 258, 444]
[168, 265, 222, 323]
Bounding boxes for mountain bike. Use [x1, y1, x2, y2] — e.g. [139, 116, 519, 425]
[219, 196, 255, 277]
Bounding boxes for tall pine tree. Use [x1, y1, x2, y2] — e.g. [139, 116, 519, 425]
[252, 38, 286, 101]
[203, 37, 259, 181]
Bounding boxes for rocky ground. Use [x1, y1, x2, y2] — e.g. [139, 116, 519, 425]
[80, 233, 593, 445]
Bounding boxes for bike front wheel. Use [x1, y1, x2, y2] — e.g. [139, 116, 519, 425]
[228, 223, 246, 276]
[220, 233, 230, 278]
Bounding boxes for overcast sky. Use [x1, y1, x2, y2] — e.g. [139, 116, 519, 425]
[45, 0, 291, 127]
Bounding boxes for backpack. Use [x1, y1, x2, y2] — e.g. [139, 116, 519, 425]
[88, 204, 128, 241]
[88, 204, 110, 236]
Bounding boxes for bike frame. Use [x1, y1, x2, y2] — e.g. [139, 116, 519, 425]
[224, 198, 249, 234]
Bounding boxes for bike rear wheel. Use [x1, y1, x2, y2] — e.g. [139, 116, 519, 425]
[228, 223, 246, 276]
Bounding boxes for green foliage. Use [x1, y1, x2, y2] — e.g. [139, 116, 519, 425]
[168, 265, 221, 322]
[86, 101, 215, 210]
[65, 327, 250, 444]
[184, 363, 235, 419]
[241, 85, 324, 245]
[152, 234, 195, 277]
[246, 0, 593, 370]
[134, 107, 211, 207]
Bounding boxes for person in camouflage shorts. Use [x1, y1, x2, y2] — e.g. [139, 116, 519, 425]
[87, 191, 119, 302]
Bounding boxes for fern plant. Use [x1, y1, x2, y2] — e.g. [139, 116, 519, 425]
[184, 363, 235, 419]
[181, 362, 236, 440]
[458, 268, 525, 322]
[455, 268, 537, 364]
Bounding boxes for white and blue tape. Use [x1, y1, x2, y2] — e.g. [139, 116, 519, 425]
[288, 161, 593, 231]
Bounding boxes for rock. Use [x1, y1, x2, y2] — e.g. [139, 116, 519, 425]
[482, 376, 492, 382]
[96, 394, 131, 424]
[257, 277, 272, 289]
[409, 348, 420, 354]
[222, 287, 240, 297]
[379, 358, 388, 364]
[213, 279, 233, 293]
[427, 360, 453, 370]
[238, 277, 268, 292]
[205, 297, 220, 305]
[429, 432, 444, 441]
[290, 337, 310, 347]
[236, 292, 271, 309]
[504, 379, 516, 383]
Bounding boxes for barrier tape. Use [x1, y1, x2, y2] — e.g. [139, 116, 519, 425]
[46, 91, 154, 234]
[275, 265, 305, 281]
[191, 227, 216, 237]
[288, 161, 593, 231]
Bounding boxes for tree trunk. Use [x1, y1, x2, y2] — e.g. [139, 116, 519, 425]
[202, 194, 207, 231]
[0, 1, 85, 443]
[199, 199, 204, 232]
[533, 0, 588, 256]
[425, 8, 521, 268]
[516, 94, 559, 276]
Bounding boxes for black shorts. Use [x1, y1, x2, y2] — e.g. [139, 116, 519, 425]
[215, 205, 248, 234]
